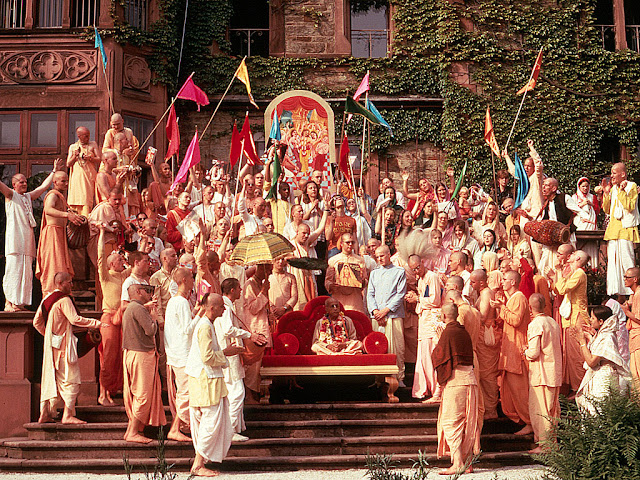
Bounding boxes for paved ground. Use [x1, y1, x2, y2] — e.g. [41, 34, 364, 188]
[0, 466, 548, 479]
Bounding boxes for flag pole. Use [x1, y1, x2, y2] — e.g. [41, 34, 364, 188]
[133, 75, 194, 162]
[359, 70, 369, 190]
[201, 56, 247, 140]
[231, 135, 246, 218]
[504, 46, 543, 151]
[94, 25, 114, 116]
[491, 150, 497, 201]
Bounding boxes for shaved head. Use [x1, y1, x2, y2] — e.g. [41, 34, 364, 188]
[504, 270, 521, 286]
[470, 269, 487, 282]
[558, 243, 575, 256]
[529, 293, 545, 313]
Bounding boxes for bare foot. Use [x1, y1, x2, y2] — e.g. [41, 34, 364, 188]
[423, 396, 441, 404]
[167, 431, 191, 442]
[4, 301, 19, 312]
[528, 446, 544, 454]
[61, 416, 86, 424]
[515, 424, 534, 435]
[38, 412, 54, 423]
[125, 433, 152, 444]
[438, 466, 462, 475]
[190, 467, 219, 477]
[98, 396, 116, 407]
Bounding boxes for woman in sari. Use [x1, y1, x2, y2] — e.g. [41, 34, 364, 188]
[573, 177, 600, 266]
[474, 229, 499, 269]
[471, 201, 507, 247]
[402, 171, 436, 220]
[432, 210, 454, 250]
[451, 219, 480, 260]
[424, 229, 450, 275]
[573, 305, 631, 415]
[507, 225, 532, 263]
[481, 251, 502, 293]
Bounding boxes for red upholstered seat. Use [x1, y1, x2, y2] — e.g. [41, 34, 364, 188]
[262, 353, 397, 368]
[270, 296, 377, 355]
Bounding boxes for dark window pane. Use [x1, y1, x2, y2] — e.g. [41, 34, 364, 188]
[68, 113, 96, 146]
[124, 0, 147, 30]
[351, 7, 388, 58]
[0, 164, 17, 187]
[1, 0, 26, 28]
[71, 0, 98, 27]
[123, 114, 153, 149]
[0, 114, 20, 148]
[30, 113, 58, 148]
[229, 0, 269, 57]
[37, 0, 62, 27]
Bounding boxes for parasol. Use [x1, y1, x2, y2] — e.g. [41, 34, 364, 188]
[230, 232, 294, 266]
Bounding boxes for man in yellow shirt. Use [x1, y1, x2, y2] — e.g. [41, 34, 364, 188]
[185, 293, 244, 477]
[603, 162, 640, 297]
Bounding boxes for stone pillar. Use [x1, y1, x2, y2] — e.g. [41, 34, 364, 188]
[0, 315, 34, 437]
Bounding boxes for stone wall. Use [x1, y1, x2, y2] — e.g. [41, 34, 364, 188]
[285, 0, 336, 56]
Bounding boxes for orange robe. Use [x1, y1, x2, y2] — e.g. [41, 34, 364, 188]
[498, 290, 531, 425]
[533, 275, 553, 317]
[242, 277, 270, 393]
[35, 190, 74, 296]
[628, 289, 640, 383]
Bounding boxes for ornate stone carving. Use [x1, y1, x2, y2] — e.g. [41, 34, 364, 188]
[123, 54, 151, 92]
[0, 50, 96, 84]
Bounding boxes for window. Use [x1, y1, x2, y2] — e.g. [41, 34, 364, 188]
[72, 0, 98, 27]
[351, 6, 388, 58]
[626, 0, 640, 53]
[37, 0, 63, 27]
[124, 0, 147, 30]
[0, 114, 20, 149]
[229, 0, 269, 57]
[1, 0, 26, 28]
[0, 163, 17, 187]
[30, 113, 58, 148]
[30, 162, 54, 176]
[68, 112, 96, 146]
[123, 114, 154, 149]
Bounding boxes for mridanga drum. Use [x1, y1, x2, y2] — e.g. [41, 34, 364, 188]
[524, 220, 570, 246]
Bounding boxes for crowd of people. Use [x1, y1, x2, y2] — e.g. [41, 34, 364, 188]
[3, 113, 640, 475]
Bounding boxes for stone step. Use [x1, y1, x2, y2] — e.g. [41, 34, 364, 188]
[2, 433, 533, 460]
[0, 451, 536, 473]
[25, 416, 519, 441]
[75, 402, 442, 423]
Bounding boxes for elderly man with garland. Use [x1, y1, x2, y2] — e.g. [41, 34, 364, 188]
[311, 297, 364, 355]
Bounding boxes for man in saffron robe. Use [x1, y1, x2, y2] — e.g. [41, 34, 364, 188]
[147, 161, 173, 216]
[311, 297, 364, 355]
[524, 293, 562, 454]
[33, 272, 104, 424]
[36, 171, 84, 296]
[490, 270, 532, 435]
[97, 225, 130, 406]
[326, 233, 368, 314]
[122, 283, 166, 443]
[67, 126, 101, 217]
[551, 249, 589, 396]
[432, 303, 479, 475]
[166, 191, 192, 250]
[622, 267, 640, 383]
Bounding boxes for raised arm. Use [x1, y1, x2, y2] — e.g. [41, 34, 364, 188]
[502, 149, 516, 177]
[29, 158, 64, 200]
[308, 209, 329, 245]
[401, 170, 417, 200]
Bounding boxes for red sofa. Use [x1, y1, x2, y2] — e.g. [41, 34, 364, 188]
[261, 296, 400, 403]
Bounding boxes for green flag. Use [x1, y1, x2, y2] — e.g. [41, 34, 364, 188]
[450, 160, 468, 199]
[265, 147, 282, 200]
[345, 96, 381, 125]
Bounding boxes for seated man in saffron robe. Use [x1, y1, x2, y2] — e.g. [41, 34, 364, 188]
[311, 297, 364, 355]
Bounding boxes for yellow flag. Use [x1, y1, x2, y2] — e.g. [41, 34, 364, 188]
[235, 58, 258, 109]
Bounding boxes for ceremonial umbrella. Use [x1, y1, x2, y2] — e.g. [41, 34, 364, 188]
[229, 232, 294, 266]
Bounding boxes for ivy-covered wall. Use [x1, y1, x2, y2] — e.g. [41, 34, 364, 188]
[109, 0, 640, 191]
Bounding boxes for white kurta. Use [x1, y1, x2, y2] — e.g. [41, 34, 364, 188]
[4, 191, 37, 306]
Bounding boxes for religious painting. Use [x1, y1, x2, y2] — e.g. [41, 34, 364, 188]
[334, 260, 363, 289]
[264, 90, 335, 184]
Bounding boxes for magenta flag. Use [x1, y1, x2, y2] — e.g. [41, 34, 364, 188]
[353, 72, 370, 101]
[169, 131, 200, 192]
[176, 75, 209, 111]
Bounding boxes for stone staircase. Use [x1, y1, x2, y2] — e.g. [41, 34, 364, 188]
[0, 401, 536, 473]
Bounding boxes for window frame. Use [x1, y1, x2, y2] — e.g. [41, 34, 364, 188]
[27, 110, 60, 154]
[0, 112, 23, 155]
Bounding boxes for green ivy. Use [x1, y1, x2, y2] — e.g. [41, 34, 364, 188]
[94, 0, 640, 191]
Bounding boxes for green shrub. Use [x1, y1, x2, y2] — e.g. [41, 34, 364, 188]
[539, 388, 640, 480]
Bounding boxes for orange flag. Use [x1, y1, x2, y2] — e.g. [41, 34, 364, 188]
[517, 48, 543, 95]
[484, 106, 500, 157]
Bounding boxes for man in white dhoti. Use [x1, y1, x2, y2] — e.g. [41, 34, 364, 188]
[33, 272, 105, 423]
[1, 159, 64, 311]
[186, 293, 244, 477]
[603, 162, 640, 297]
[218, 278, 266, 441]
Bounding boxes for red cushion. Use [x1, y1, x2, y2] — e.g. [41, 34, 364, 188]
[273, 333, 299, 355]
[262, 353, 397, 368]
[363, 332, 388, 354]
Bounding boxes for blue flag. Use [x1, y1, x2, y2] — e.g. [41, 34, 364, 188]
[366, 99, 392, 136]
[513, 152, 530, 210]
[269, 109, 281, 141]
[94, 27, 107, 70]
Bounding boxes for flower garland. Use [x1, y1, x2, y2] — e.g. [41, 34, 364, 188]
[318, 312, 348, 345]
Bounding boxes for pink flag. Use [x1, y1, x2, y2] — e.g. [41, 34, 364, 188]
[353, 72, 370, 101]
[165, 104, 180, 160]
[348, 72, 370, 123]
[176, 75, 209, 111]
[170, 131, 200, 192]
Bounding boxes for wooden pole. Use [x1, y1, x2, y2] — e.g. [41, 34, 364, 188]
[504, 46, 543, 151]
[200, 56, 248, 140]
[491, 150, 498, 201]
